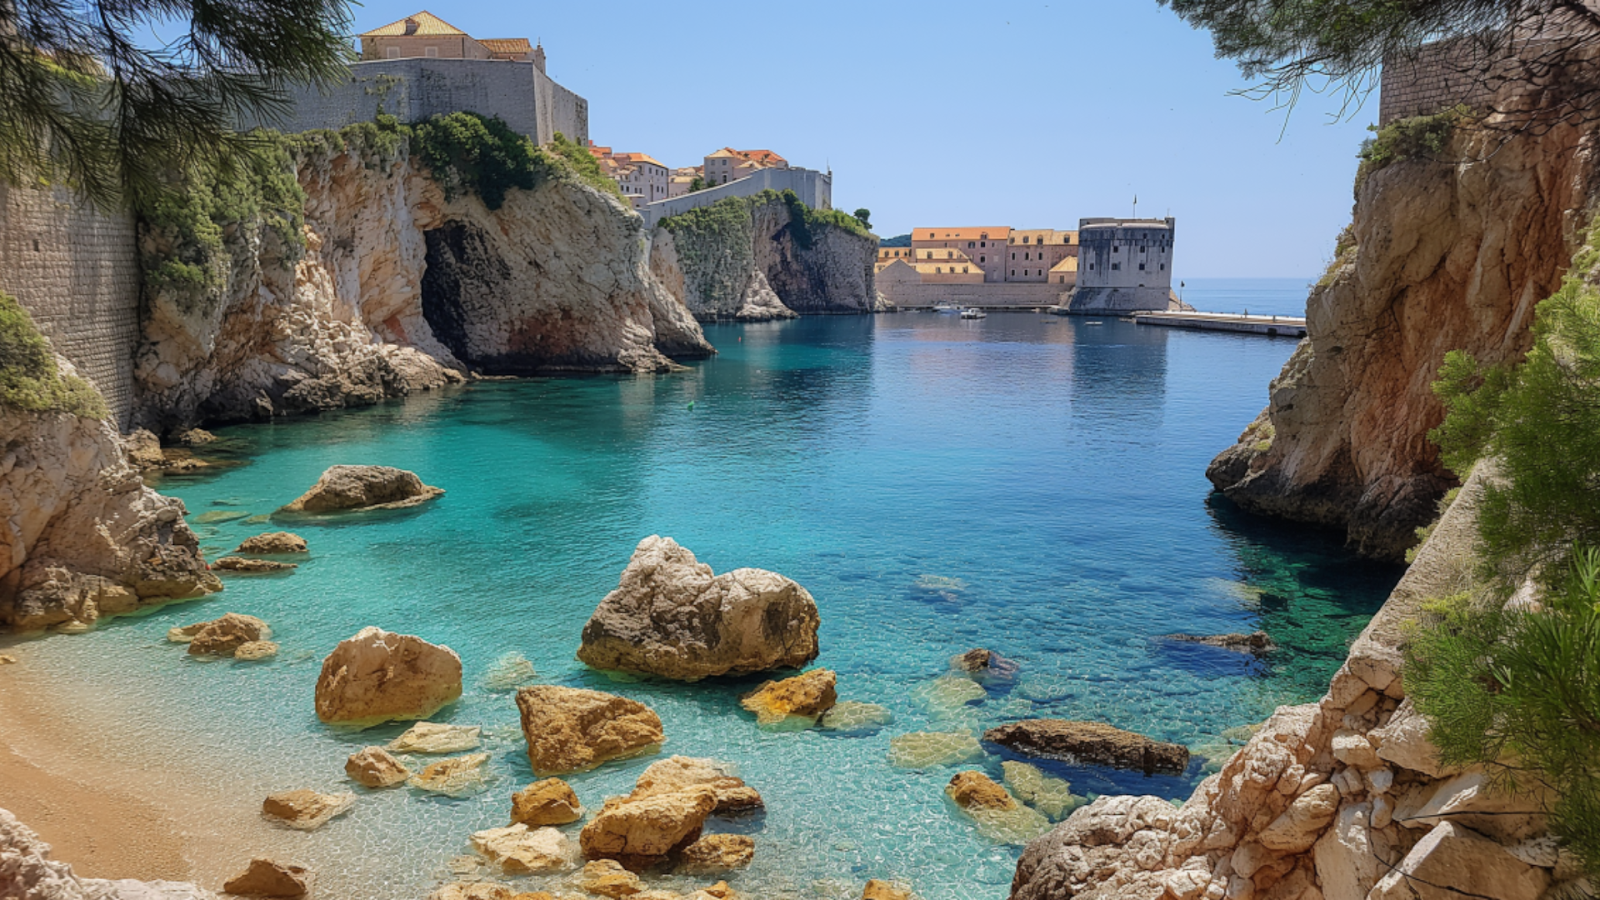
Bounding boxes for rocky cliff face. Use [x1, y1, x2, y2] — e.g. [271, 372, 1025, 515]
[1009, 467, 1577, 900]
[1207, 113, 1600, 560]
[0, 806, 214, 899]
[0, 402, 218, 632]
[649, 193, 880, 321]
[134, 132, 711, 432]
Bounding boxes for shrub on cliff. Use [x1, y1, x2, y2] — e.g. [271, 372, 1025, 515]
[1354, 106, 1470, 195]
[546, 132, 628, 203]
[409, 115, 625, 211]
[0, 292, 107, 419]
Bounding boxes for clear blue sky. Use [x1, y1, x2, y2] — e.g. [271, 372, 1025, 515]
[347, 0, 1377, 278]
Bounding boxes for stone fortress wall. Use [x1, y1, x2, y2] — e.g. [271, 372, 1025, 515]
[1378, 39, 1501, 125]
[262, 58, 589, 145]
[0, 183, 140, 427]
[640, 166, 833, 228]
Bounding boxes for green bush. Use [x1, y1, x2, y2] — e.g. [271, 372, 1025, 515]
[1355, 105, 1470, 194]
[547, 132, 627, 202]
[412, 112, 551, 210]
[0, 292, 107, 418]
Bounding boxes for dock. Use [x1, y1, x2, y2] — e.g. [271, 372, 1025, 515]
[1132, 310, 1307, 338]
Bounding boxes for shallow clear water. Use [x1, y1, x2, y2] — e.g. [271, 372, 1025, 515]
[10, 312, 1401, 899]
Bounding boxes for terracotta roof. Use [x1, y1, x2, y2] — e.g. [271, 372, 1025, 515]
[705, 148, 741, 159]
[479, 38, 533, 55]
[738, 149, 785, 164]
[361, 11, 467, 37]
[914, 228, 1012, 242]
[613, 153, 666, 169]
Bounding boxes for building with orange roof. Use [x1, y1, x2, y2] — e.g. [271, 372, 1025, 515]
[358, 12, 547, 70]
[704, 148, 790, 186]
[588, 147, 670, 209]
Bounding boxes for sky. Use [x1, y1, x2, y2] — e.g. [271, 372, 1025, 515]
[344, 0, 1378, 278]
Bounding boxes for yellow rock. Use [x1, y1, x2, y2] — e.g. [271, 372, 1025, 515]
[578, 859, 642, 898]
[516, 685, 663, 776]
[579, 787, 717, 861]
[388, 722, 482, 754]
[945, 771, 1015, 810]
[511, 778, 583, 826]
[235, 641, 279, 661]
[739, 669, 836, 727]
[261, 789, 354, 831]
[470, 823, 577, 874]
[408, 753, 493, 797]
[676, 834, 754, 873]
[314, 627, 463, 727]
[1001, 760, 1081, 820]
[627, 756, 762, 814]
[862, 880, 914, 900]
[345, 746, 410, 788]
[886, 731, 983, 768]
[426, 883, 515, 900]
[222, 858, 311, 897]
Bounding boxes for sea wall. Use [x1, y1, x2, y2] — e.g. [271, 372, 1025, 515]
[1011, 464, 1571, 900]
[650, 192, 880, 321]
[0, 184, 140, 427]
[876, 281, 1066, 309]
[1206, 101, 1600, 560]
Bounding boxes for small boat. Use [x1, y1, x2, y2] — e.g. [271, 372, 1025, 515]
[960, 308, 987, 319]
[934, 303, 959, 314]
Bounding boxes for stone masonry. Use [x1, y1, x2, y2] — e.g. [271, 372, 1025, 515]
[0, 183, 139, 426]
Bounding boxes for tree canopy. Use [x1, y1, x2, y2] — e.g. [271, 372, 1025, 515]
[0, 0, 354, 208]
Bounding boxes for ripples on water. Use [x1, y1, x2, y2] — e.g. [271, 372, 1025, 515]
[10, 310, 1402, 899]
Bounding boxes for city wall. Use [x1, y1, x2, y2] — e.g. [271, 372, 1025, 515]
[642, 167, 832, 228]
[878, 281, 1067, 309]
[1379, 37, 1508, 125]
[262, 59, 588, 144]
[0, 184, 139, 427]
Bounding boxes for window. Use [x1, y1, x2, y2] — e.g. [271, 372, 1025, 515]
[425, 46, 438, 57]
[1139, 263, 1146, 271]
[1112, 263, 1120, 271]
[1113, 246, 1119, 253]
[1023, 236, 1030, 244]
[968, 242, 975, 248]
[1011, 270, 1015, 277]
[1160, 263, 1166, 270]
[386, 46, 400, 58]
[1011, 253, 1016, 260]
[1089, 264, 1095, 271]
[979, 256, 985, 263]
[962, 266, 969, 273]
[936, 267, 942, 273]
[980, 241, 987, 247]
[1024, 252, 1031, 260]
[947, 251, 953, 259]
[1059, 276, 1065, 283]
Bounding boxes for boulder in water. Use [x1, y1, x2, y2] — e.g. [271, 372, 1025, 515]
[888, 730, 983, 768]
[628, 756, 762, 814]
[235, 640, 279, 661]
[862, 880, 915, 900]
[262, 789, 354, 831]
[345, 746, 411, 788]
[234, 532, 308, 555]
[1166, 631, 1276, 655]
[515, 685, 663, 775]
[676, 834, 755, 873]
[819, 701, 893, 734]
[277, 465, 443, 514]
[578, 860, 643, 898]
[314, 627, 463, 727]
[739, 669, 836, 727]
[223, 858, 311, 897]
[982, 720, 1189, 775]
[944, 771, 1051, 845]
[481, 651, 537, 692]
[180, 613, 271, 657]
[577, 536, 821, 681]
[470, 824, 578, 874]
[511, 778, 584, 826]
[388, 722, 482, 754]
[213, 557, 297, 574]
[408, 753, 493, 797]
[579, 786, 718, 862]
[946, 771, 1014, 810]
[1001, 761, 1080, 820]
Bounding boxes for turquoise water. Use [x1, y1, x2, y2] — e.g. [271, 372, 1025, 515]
[11, 312, 1400, 899]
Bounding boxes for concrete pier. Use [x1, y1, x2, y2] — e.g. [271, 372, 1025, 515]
[1132, 310, 1307, 338]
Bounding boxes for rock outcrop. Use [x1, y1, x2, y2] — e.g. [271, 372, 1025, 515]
[234, 532, 307, 554]
[982, 720, 1190, 776]
[222, 859, 311, 898]
[314, 627, 463, 726]
[345, 746, 410, 788]
[278, 465, 442, 514]
[1, 407, 219, 632]
[514, 685, 664, 775]
[178, 612, 271, 657]
[469, 824, 578, 875]
[677, 834, 755, 873]
[261, 789, 354, 831]
[739, 669, 837, 726]
[1166, 631, 1276, 655]
[212, 557, 296, 573]
[627, 756, 763, 814]
[579, 786, 718, 863]
[577, 535, 822, 681]
[1206, 106, 1600, 560]
[650, 192, 879, 321]
[132, 126, 711, 433]
[0, 806, 216, 899]
[510, 778, 584, 826]
[1008, 467, 1579, 900]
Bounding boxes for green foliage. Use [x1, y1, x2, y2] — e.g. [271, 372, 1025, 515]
[1355, 106, 1469, 193]
[0, 292, 107, 418]
[412, 113, 550, 211]
[880, 233, 913, 248]
[689, 176, 707, 193]
[1406, 486, 1463, 564]
[546, 132, 627, 202]
[0, 0, 351, 210]
[139, 132, 307, 296]
[1430, 216, 1600, 579]
[853, 208, 872, 229]
[1406, 549, 1600, 879]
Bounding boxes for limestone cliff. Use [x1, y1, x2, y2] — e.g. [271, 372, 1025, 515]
[1009, 466, 1575, 900]
[649, 191, 880, 321]
[1207, 110, 1600, 561]
[134, 127, 711, 432]
[0, 402, 218, 632]
[0, 806, 214, 899]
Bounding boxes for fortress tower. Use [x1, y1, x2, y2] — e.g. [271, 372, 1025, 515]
[1066, 217, 1177, 313]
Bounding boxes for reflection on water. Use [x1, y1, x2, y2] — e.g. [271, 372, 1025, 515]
[7, 311, 1399, 900]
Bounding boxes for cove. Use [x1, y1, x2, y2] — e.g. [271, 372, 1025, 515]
[14, 313, 1403, 899]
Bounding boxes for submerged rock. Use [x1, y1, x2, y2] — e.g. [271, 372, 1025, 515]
[576, 535, 821, 681]
[212, 557, 296, 574]
[388, 722, 482, 754]
[515, 685, 663, 776]
[913, 676, 987, 720]
[739, 669, 836, 727]
[946, 771, 1014, 810]
[1001, 761, 1081, 821]
[945, 771, 1051, 844]
[314, 627, 463, 727]
[277, 465, 443, 515]
[1166, 631, 1276, 655]
[180, 613, 271, 657]
[408, 753, 493, 797]
[953, 649, 995, 672]
[426, 883, 518, 900]
[481, 651, 537, 692]
[862, 880, 915, 900]
[262, 789, 354, 831]
[982, 720, 1190, 775]
[234, 640, 279, 661]
[888, 731, 984, 768]
[578, 860, 643, 898]
[580, 786, 718, 862]
[470, 824, 578, 874]
[511, 778, 584, 826]
[234, 532, 308, 555]
[819, 701, 893, 734]
[629, 756, 763, 814]
[222, 858, 311, 897]
[345, 746, 411, 788]
[676, 834, 755, 873]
